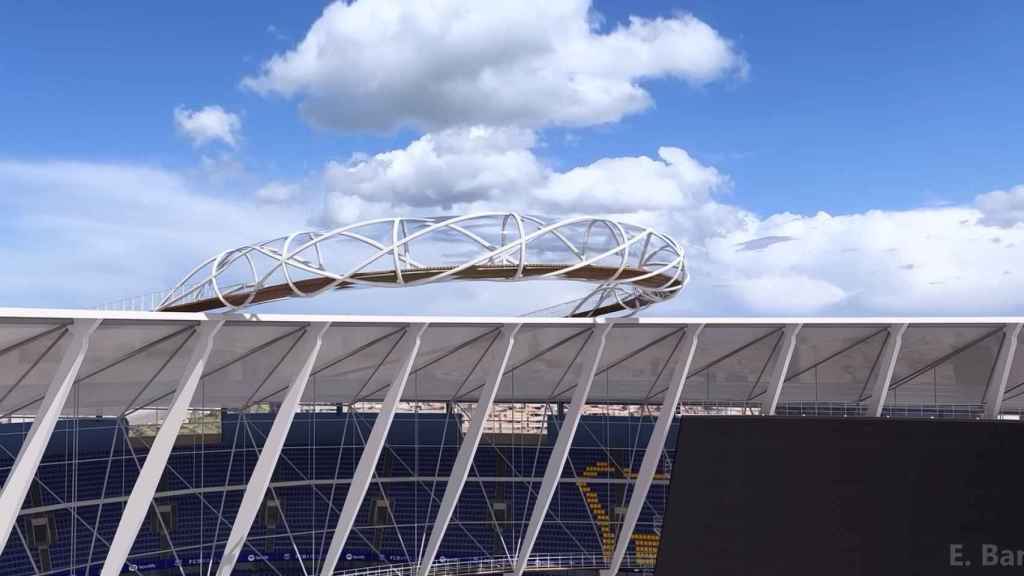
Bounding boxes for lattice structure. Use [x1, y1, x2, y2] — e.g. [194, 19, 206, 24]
[157, 213, 686, 316]
[2, 313, 1021, 576]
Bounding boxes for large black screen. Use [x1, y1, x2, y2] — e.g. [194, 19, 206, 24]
[655, 417, 1024, 575]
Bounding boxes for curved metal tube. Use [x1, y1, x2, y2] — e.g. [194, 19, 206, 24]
[157, 213, 687, 317]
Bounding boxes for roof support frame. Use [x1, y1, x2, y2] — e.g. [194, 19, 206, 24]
[115, 419, 190, 576]
[0, 318, 100, 555]
[512, 323, 613, 576]
[215, 322, 331, 576]
[319, 323, 430, 576]
[983, 323, 1023, 419]
[604, 324, 702, 576]
[864, 324, 909, 417]
[417, 324, 520, 576]
[100, 319, 224, 576]
[760, 324, 802, 415]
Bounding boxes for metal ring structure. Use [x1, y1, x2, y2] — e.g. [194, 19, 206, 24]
[156, 213, 687, 317]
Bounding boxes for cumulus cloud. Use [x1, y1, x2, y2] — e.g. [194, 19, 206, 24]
[324, 126, 545, 211]
[242, 0, 746, 132]
[976, 184, 1024, 228]
[3, 156, 1023, 317]
[679, 206, 1024, 315]
[535, 147, 726, 213]
[322, 125, 734, 230]
[316, 126, 1024, 316]
[173, 105, 242, 148]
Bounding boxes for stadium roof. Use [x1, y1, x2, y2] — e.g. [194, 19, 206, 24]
[2, 308, 1022, 415]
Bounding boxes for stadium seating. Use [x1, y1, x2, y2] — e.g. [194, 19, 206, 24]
[0, 412, 676, 576]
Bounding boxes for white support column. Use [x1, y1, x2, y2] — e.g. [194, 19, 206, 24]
[983, 323, 1023, 420]
[417, 324, 520, 576]
[513, 323, 612, 576]
[320, 323, 430, 576]
[865, 323, 909, 417]
[603, 324, 702, 576]
[0, 318, 101, 554]
[100, 320, 224, 576]
[760, 324, 802, 415]
[216, 322, 331, 576]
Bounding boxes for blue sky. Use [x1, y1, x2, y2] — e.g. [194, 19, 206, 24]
[2, 1, 1023, 315]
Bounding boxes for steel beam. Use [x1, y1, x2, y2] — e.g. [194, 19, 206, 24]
[100, 320, 224, 576]
[320, 323, 430, 576]
[0, 318, 101, 555]
[865, 324, 909, 417]
[216, 322, 331, 576]
[513, 323, 612, 576]
[760, 324, 801, 415]
[417, 324, 520, 576]
[603, 325, 702, 576]
[983, 323, 1023, 419]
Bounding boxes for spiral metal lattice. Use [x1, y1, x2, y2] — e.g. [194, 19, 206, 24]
[158, 213, 686, 317]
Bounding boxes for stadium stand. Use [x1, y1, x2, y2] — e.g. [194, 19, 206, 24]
[0, 412, 676, 576]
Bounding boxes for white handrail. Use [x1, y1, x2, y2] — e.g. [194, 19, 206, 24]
[331, 552, 651, 576]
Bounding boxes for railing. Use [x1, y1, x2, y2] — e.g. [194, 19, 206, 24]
[333, 553, 651, 576]
[94, 288, 176, 311]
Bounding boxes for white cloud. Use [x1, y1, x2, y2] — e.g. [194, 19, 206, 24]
[976, 184, 1024, 228]
[324, 126, 545, 213]
[680, 206, 1024, 315]
[317, 126, 1024, 316]
[723, 274, 848, 314]
[242, 0, 746, 132]
[322, 125, 733, 228]
[3, 143, 1022, 317]
[173, 105, 242, 148]
[256, 181, 301, 202]
[535, 147, 726, 213]
[0, 160, 306, 308]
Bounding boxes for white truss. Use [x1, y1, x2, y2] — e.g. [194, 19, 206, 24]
[3, 312, 1024, 576]
[156, 213, 686, 316]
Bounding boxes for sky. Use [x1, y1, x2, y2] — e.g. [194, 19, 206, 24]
[1, 0, 1023, 316]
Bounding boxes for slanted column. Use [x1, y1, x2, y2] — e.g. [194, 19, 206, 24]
[983, 323, 1023, 419]
[417, 324, 520, 576]
[320, 323, 430, 576]
[603, 324, 702, 576]
[0, 318, 101, 554]
[513, 323, 613, 576]
[760, 324, 802, 415]
[100, 319, 224, 576]
[864, 324, 909, 417]
[216, 322, 331, 576]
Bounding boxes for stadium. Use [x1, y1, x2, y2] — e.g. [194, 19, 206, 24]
[1, 214, 1022, 576]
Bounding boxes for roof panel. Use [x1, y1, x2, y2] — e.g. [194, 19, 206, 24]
[780, 325, 888, 404]
[589, 326, 684, 403]
[682, 325, 781, 404]
[309, 323, 410, 403]
[888, 325, 1001, 408]
[1, 314, 1022, 413]
[0, 327, 68, 416]
[496, 325, 593, 402]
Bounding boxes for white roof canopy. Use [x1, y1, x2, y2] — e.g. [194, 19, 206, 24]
[1, 308, 1023, 416]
